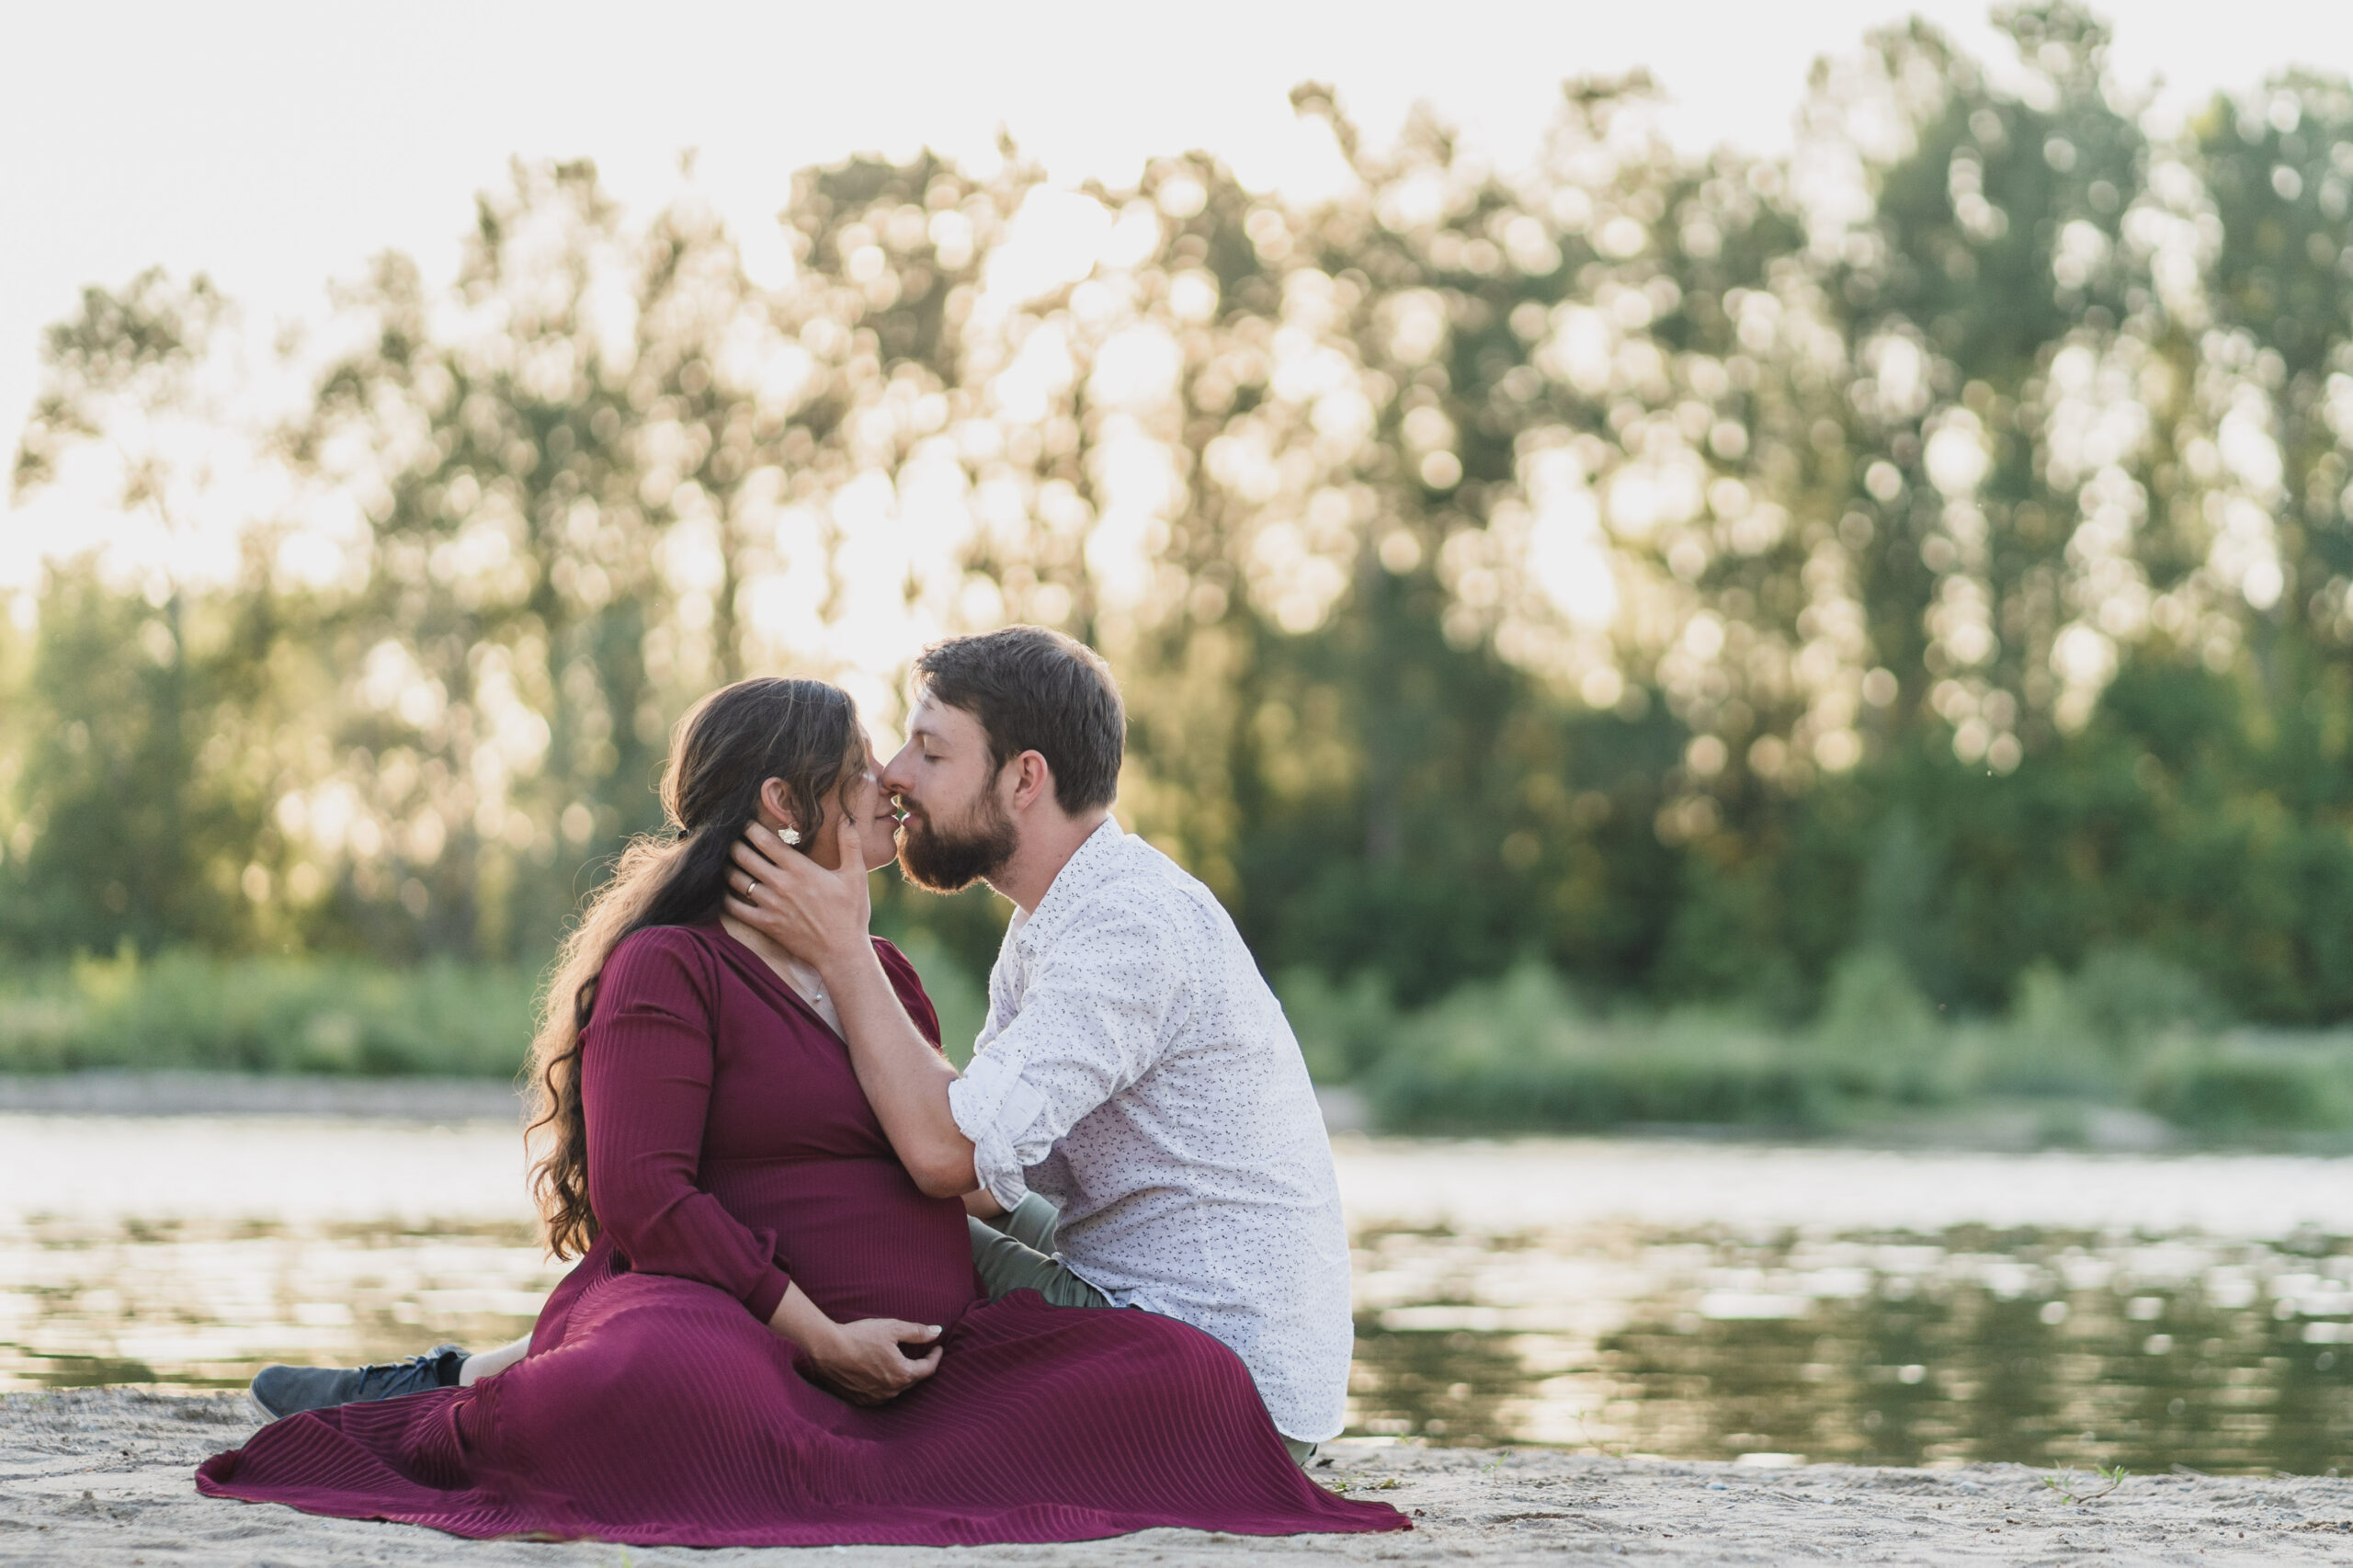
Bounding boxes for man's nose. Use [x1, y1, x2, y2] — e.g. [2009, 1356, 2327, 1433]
[878, 741, 918, 796]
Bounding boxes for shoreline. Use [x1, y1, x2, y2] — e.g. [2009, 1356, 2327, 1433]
[0, 1071, 529, 1122]
[5, 1386, 2350, 1565]
[0, 1071, 2280, 1153]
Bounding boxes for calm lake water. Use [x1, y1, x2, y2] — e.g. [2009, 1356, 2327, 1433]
[6, 1115, 2353, 1474]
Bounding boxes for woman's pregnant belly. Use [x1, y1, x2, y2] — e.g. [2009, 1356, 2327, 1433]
[704, 1157, 982, 1330]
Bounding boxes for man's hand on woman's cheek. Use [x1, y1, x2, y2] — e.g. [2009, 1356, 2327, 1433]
[724, 817, 873, 971]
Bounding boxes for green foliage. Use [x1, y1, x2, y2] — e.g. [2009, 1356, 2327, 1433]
[1372, 1032, 1838, 1135]
[2041, 1463, 2128, 1506]
[1360, 965, 1836, 1132]
[1277, 967, 1401, 1084]
[2071, 948, 2224, 1049]
[1973, 963, 2125, 1097]
[2, 935, 2347, 1146]
[2133, 1039, 2353, 1137]
[1966, 942, 2221, 1102]
[12, 4, 2353, 1068]
[877, 927, 989, 1068]
[1, 561, 281, 956]
[0, 938, 995, 1077]
[0, 949, 540, 1076]
[1814, 946, 1939, 1059]
[1332, 962, 1828, 1131]
[1810, 946, 1956, 1105]
[1298, 944, 2341, 1139]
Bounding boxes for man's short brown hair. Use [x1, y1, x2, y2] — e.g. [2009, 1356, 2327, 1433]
[913, 626, 1125, 812]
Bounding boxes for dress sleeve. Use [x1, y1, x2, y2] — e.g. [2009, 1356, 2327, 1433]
[944, 894, 1181, 1210]
[583, 929, 793, 1324]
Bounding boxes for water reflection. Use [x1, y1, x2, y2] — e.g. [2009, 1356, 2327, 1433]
[0, 1216, 555, 1392]
[8, 1120, 2353, 1475]
[1350, 1222, 2353, 1472]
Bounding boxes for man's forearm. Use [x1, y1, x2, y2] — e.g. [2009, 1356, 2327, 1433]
[722, 817, 981, 1199]
[825, 949, 979, 1198]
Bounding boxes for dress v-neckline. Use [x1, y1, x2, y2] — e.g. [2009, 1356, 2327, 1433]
[703, 924, 850, 1049]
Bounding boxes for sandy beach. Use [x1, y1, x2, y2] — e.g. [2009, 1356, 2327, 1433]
[3, 1386, 2349, 1567]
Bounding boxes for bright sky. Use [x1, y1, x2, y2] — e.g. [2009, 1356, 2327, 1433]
[5, 0, 2351, 553]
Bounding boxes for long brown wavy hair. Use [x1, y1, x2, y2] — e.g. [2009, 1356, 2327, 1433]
[525, 676, 866, 1258]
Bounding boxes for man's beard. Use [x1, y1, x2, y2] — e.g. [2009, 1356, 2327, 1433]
[896, 782, 1018, 892]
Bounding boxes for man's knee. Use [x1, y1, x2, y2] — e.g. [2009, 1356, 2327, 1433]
[989, 1191, 1060, 1255]
[966, 1217, 1109, 1310]
[966, 1215, 1051, 1300]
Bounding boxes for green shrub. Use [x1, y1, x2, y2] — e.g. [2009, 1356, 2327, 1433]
[0, 949, 540, 1076]
[1813, 946, 1938, 1058]
[1276, 968, 1401, 1084]
[0, 938, 996, 1079]
[1358, 962, 1840, 1131]
[1399, 961, 1585, 1062]
[1803, 948, 1960, 1105]
[1971, 963, 2126, 1098]
[2069, 946, 2223, 1049]
[2134, 1040, 2353, 1136]
[1369, 1038, 1836, 1132]
[31, 939, 2334, 1150]
[1959, 948, 2222, 1100]
[883, 930, 988, 1067]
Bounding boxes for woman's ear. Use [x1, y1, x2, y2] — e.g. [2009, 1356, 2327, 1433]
[756, 777, 799, 840]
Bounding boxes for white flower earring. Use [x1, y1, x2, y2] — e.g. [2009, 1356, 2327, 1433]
[779, 826, 801, 846]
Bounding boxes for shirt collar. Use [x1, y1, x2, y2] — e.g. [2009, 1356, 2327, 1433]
[1009, 815, 1126, 953]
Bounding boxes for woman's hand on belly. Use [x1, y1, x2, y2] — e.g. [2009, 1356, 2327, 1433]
[767, 1282, 943, 1405]
[807, 1317, 944, 1404]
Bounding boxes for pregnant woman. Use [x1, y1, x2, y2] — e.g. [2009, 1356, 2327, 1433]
[196, 676, 1404, 1548]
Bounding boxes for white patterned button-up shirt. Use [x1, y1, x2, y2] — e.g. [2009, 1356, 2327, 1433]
[945, 818, 1353, 1442]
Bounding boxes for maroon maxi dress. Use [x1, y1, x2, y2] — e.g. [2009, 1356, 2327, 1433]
[196, 925, 1406, 1547]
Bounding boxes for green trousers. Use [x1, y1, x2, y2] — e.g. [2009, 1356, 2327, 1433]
[967, 1199, 1319, 1468]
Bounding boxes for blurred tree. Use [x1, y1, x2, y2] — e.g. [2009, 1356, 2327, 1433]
[7, 273, 289, 954]
[268, 153, 1031, 963]
[15, 2, 2353, 1035]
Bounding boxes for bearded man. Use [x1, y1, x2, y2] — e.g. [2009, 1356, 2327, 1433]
[251, 627, 1353, 1465]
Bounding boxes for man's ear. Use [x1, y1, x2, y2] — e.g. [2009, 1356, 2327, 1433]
[1006, 751, 1054, 813]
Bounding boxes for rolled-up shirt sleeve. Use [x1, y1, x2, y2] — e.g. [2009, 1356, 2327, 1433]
[948, 897, 1180, 1210]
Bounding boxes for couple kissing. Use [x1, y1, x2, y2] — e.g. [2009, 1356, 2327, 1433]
[195, 626, 1407, 1548]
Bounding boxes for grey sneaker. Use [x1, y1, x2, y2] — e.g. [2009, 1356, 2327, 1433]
[251, 1343, 469, 1420]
